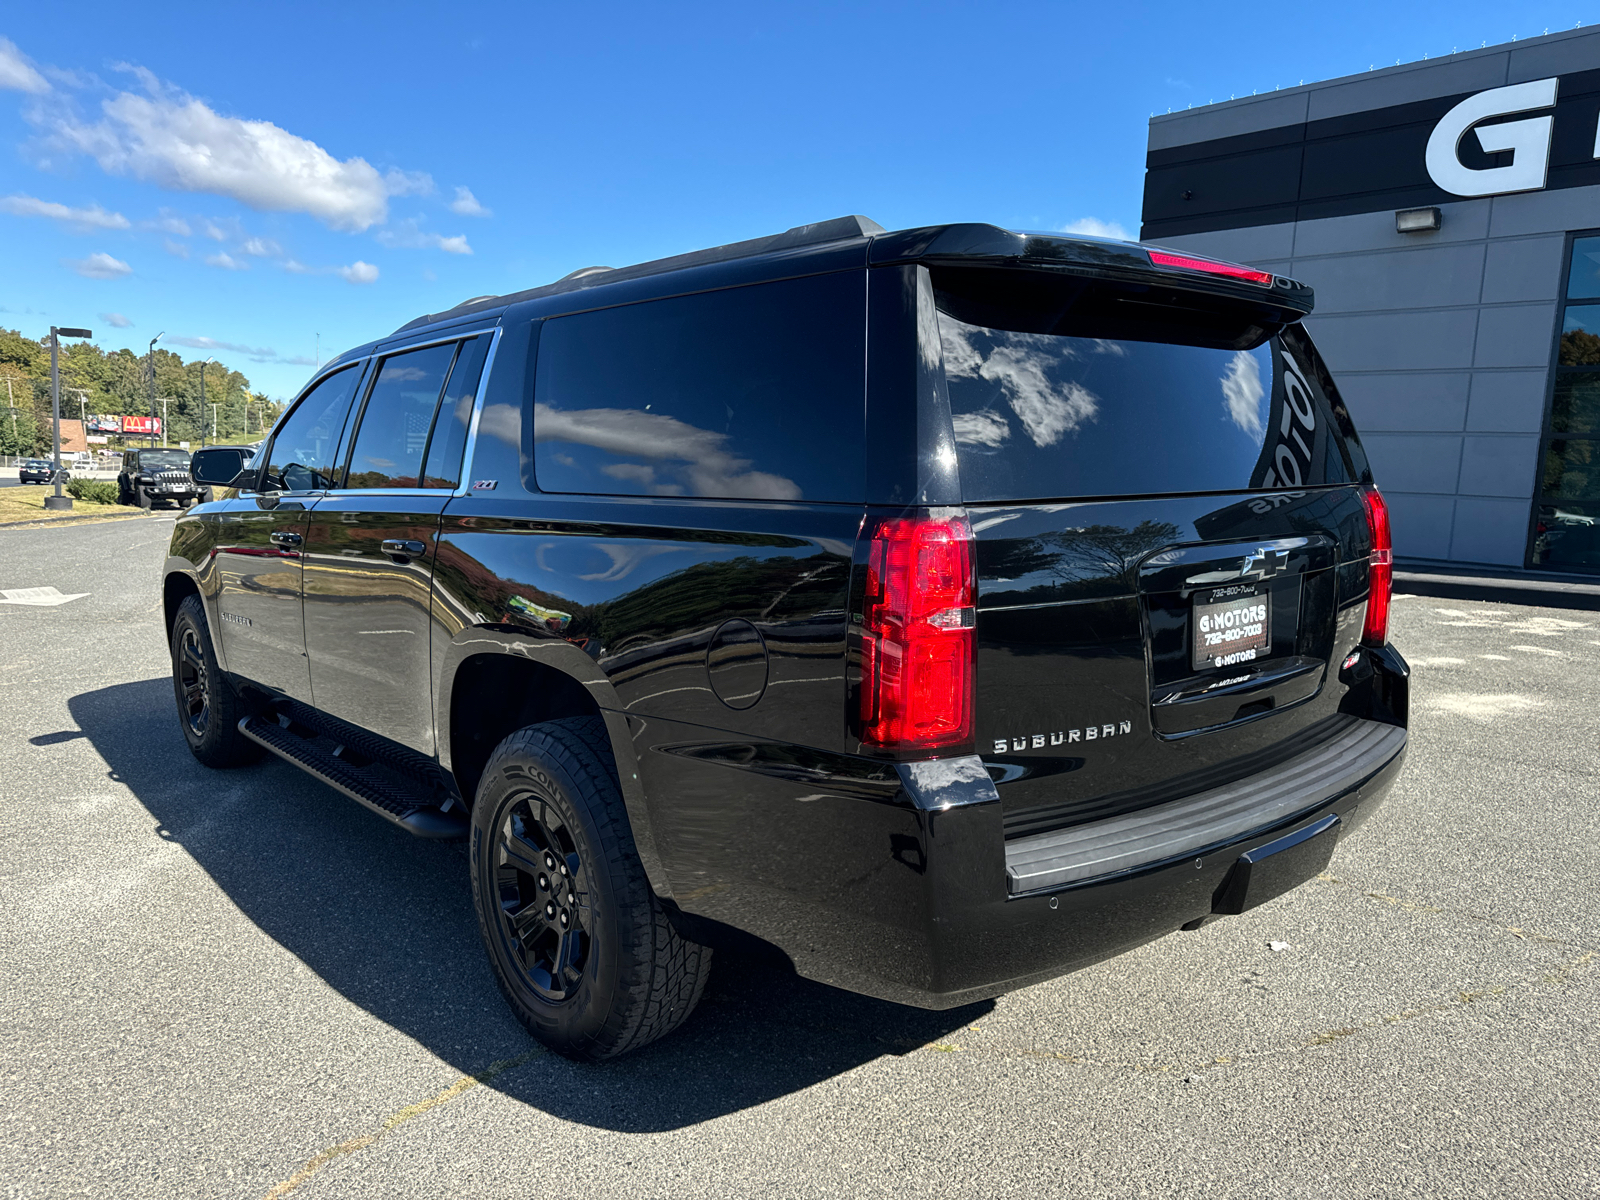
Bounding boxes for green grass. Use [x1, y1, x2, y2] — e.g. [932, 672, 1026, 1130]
[0, 484, 143, 525]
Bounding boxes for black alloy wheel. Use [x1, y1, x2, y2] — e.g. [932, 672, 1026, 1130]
[168, 594, 261, 768]
[469, 717, 712, 1060]
[493, 795, 591, 1001]
[176, 622, 211, 740]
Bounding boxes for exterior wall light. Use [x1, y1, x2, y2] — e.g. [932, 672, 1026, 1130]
[1395, 206, 1442, 233]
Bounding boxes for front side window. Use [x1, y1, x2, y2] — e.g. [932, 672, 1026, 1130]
[531, 271, 866, 502]
[260, 365, 362, 492]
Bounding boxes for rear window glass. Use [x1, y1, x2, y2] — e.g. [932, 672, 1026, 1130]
[532, 272, 865, 502]
[940, 313, 1355, 501]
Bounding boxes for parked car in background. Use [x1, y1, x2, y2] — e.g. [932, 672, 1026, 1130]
[17, 459, 57, 484]
[118, 447, 206, 509]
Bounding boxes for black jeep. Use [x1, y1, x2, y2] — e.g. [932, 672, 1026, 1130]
[120, 447, 207, 508]
[168, 216, 1409, 1060]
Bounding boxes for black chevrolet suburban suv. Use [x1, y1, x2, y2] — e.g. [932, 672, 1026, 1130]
[168, 216, 1409, 1060]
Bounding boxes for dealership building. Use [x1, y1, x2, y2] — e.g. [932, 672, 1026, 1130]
[1143, 27, 1600, 576]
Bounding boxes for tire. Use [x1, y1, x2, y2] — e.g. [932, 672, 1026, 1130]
[201, 486, 215, 504]
[169, 594, 261, 768]
[470, 717, 712, 1060]
[136, 487, 152, 510]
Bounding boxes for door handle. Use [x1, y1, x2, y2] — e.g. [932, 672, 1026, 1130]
[381, 538, 427, 560]
[269, 530, 303, 547]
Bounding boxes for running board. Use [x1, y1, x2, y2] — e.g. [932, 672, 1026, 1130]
[239, 713, 467, 839]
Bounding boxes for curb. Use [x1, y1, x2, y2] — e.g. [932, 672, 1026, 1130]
[1394, 568, 1600, 612]
[0, 508, 162, 531]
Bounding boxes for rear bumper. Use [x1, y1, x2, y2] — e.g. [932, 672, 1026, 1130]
[644, 710, 1407, 1010]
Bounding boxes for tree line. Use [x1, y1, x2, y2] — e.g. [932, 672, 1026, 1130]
[0, 327, 284, 457]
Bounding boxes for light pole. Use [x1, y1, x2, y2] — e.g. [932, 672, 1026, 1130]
[212, 403, 219, 441]
[146, 332, 164, 448]
[198, 357, 214, 447]
[47, 325, 93, 511]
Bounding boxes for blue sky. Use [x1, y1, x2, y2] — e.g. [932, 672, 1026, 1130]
[0, 1, 1584, 399]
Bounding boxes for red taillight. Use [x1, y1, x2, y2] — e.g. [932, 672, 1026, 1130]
[1361, 486, 1393, 647]
[859, 512, 975, 753]
[1147, 249, 1275, 287]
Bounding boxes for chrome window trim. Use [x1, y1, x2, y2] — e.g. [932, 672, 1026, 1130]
[331, 325, 501, 497]
[450, 326, 503, 499]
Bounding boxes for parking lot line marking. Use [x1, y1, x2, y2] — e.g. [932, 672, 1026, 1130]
[262, 1048, 543, 1200]
[0, 586, 89, 607]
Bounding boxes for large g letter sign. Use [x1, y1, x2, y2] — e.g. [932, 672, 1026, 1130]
[1425, 78, 1558, 197]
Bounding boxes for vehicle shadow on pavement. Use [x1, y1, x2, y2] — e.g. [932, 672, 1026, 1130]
[70, 678, 989, 1132]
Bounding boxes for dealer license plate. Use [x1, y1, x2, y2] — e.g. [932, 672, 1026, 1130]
[1192, 586, 1271, 671]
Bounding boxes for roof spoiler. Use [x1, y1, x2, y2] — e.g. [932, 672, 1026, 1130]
[390, 214, 886, 336]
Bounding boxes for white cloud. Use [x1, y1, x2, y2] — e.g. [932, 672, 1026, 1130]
[167, 334, 315, 366]
[34, 72, 426, 231]
[376, 218, 472, 254]
[0, 194, 129, 230]
[239, 236, 282, 257]
[449, 186, 490, 217]
[169, 334, 272, 355]
[65, 251, 131, 279]
[1059, 217, 1132, 242]
[204, 251, 247, 270]
[338, 260, 379, 284]
[282, 259, 309, 273]
[384, 169, 434, 197]
[164, 238, 189, 259]
[202, 220, 228, 240]
[1221, 350, 1266, 439]
[0, 38, 48, 94]
[99, 311, 133, 328]
[148, 211, 190, 235]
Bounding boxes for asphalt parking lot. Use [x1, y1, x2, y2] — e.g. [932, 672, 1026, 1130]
[2, 517, 1597, 1200]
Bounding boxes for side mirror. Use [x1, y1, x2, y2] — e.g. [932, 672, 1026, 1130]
[191, 447, 252, 488]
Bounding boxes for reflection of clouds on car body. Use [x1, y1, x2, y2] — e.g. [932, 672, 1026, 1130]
[1220, 350, 1266, 440]
[941, 317, 1099, 449]
[951, 409, 1010, 448]
[476, 402, 521, 446]
[533, 403, 802, 500]
[577, 542, 693, 583]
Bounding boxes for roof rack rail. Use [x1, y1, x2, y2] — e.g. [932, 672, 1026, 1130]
[389, 214, 884, 336]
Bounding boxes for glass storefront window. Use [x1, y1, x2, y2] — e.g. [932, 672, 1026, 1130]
[1535, 236, 1600, 572]
[1566, 237, 1600, 300]
[1559, 307, 1600, 364]
[1549, 372, 1600, 433]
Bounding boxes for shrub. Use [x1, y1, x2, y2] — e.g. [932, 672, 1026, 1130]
[66, 478, 120, 505]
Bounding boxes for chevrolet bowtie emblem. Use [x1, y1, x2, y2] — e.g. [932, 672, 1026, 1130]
[1240, 547, 1290, 580]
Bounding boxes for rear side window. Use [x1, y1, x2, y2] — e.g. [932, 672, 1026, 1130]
[423, 336, 490, 489]
[940, 312, 1356, 502]
[532, 271, 865, 502]
[345, 342, 458, 488]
